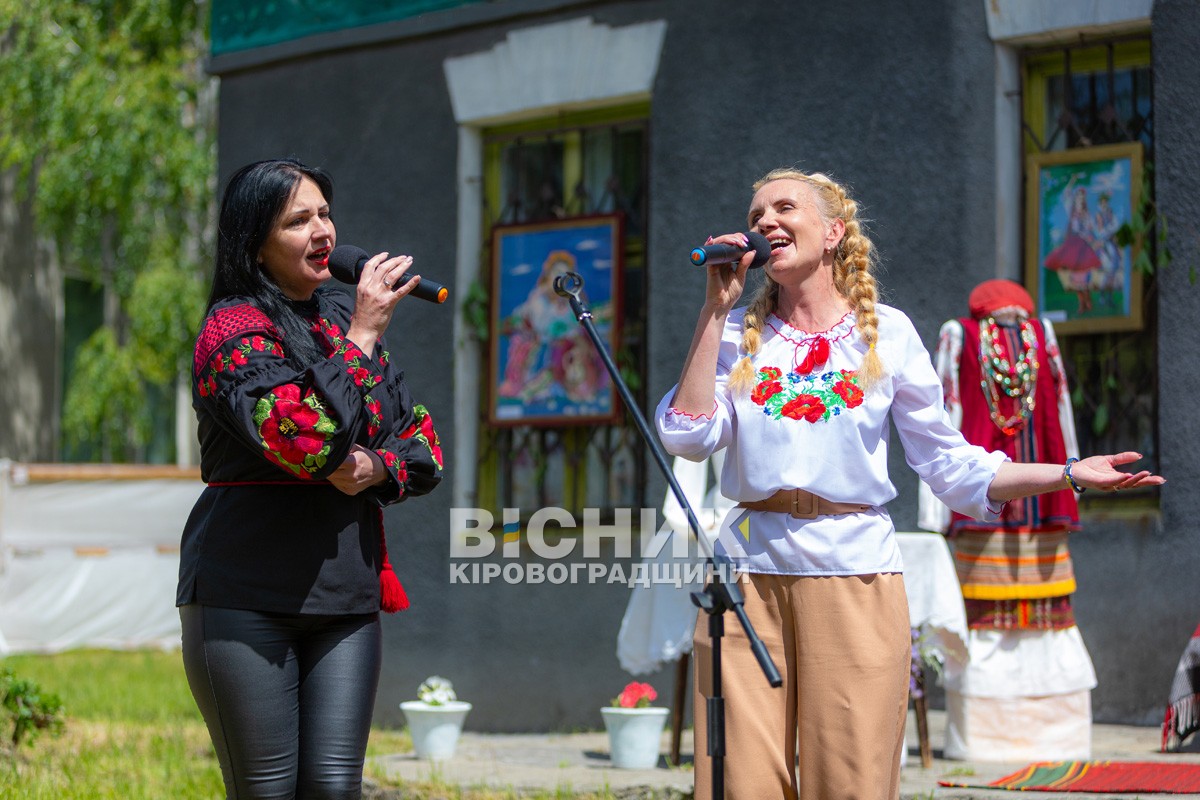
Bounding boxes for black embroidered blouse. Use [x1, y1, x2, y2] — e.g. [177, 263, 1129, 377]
[176, 287, 443, 615]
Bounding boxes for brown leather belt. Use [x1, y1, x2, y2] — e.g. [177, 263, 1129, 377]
[738, 488, 871, 519]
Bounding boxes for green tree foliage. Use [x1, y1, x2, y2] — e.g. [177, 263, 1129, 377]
[0, 0, 214, 461]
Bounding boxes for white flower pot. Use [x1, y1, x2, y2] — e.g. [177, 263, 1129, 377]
[601, 706, 670, 769]
[400, 700, 472, 760]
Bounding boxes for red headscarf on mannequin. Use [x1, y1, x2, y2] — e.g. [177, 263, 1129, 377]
[968, 279, 1034, 320]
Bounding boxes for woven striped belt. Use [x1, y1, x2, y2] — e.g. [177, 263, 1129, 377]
[738, 488, 871, 519]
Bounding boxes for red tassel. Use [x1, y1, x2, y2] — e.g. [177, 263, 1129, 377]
[795, 336, 830, 375]
[380, 560, 409, 613]
[377, 509, 409, 613]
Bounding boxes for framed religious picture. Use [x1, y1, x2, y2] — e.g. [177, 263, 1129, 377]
[488, 214, 624, 426]
[1024, 142, 1144, 334]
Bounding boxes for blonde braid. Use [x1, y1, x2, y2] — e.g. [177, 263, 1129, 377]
[729, 279, 780, 392]
[834, 191, 886, 389]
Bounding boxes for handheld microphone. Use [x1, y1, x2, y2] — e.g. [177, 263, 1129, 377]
[328, 245, 449, 304]
[689, 231, 772, 269]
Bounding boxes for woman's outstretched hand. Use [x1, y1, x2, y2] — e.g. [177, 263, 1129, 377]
[1070, 451, 1165, 492]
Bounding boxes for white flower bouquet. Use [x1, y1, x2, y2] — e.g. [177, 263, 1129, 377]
[416, 675, 457, 706]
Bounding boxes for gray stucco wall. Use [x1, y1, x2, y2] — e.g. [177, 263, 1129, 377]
[210, 0, 1195, 731]
[644, 0, 997, 531]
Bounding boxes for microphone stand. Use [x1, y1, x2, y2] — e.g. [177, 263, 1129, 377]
[552, 272, 782, 800]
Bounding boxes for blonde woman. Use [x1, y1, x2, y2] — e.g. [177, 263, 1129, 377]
[654, 168, 1163, 800]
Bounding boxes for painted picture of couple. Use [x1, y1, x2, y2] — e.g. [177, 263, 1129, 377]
[1026, 142, 1144, 333]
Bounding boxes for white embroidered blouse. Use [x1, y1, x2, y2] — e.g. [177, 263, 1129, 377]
[654, 303, 1008, 576]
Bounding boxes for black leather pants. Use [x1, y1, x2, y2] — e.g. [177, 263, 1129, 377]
[180, 604, 382, 800]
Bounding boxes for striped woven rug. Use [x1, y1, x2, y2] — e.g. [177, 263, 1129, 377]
[939, 761, 1200, 792]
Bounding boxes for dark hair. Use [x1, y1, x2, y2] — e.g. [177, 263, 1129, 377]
[208, 158, 335, 367]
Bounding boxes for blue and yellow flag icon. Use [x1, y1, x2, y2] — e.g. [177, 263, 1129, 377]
[736, 513, 751, 542]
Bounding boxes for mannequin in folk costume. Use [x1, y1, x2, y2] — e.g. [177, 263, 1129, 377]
[918, 279, 1097, 761]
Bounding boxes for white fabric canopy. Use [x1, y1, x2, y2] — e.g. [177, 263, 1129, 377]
[0, 462, 202, 655]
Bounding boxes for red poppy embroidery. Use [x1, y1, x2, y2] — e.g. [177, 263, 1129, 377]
[252, 384, 337, 477]
[375, 449, 409, 487]
[751, 380, 784, 405]
[399, 404, 443, 469]
[364, 392, 383, 437]
[780, 394, 826, 422]
[832, 379, 864, 408]
[751, 366, 865, 424]
[194, 303, 277, 376]
[311, 315, 384, 390]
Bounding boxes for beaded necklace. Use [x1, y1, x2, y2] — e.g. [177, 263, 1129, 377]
[977, 316, 1039, 436]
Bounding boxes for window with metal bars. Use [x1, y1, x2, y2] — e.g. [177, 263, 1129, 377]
[475, 105, 650, 520]
[1021, 36, 1159, 488]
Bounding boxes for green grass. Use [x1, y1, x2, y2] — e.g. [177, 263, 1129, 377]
[0, 649, 222, 799]
[0, 650, 660, 800]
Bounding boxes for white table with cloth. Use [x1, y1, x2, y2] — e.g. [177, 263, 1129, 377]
[896, 530, 969, 767]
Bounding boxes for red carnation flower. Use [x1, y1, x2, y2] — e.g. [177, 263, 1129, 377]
[759, 366, 783, 380]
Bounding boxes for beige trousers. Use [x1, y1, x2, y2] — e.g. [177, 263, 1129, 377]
[692, 572, 910, 800]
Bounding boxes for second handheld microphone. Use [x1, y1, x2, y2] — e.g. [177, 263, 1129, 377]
[328, 245, 449, 304]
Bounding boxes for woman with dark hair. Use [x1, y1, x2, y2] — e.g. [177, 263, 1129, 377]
[177, 158, 443, 799]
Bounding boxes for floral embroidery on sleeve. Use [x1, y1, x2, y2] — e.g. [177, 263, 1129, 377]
[311, 316, 387, 435]
[399, 404, 444, 469]
[374, 449, 409, 491]
[252, 384, 337, 478]
[197, 336, 286, 397]
[752, 366, 864, 423]
[311, 316, 385, 390]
